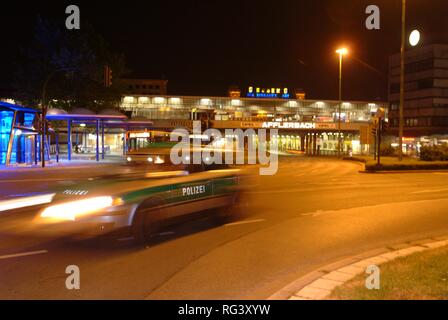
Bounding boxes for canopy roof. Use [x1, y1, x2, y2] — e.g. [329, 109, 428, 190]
[0, 101, 40, 113]
[46, 108, 153, 129]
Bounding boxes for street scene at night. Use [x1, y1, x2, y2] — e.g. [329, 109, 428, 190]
[0, 0, 448, 311]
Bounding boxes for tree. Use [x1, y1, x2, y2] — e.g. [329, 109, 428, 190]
[13, 16, 127, 112]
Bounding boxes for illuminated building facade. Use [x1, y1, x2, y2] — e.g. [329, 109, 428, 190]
[0, 101, 41, 165]
[388, 44, 448, 154]
[121, 95, 386, 156]
[117, 78, 168, 96]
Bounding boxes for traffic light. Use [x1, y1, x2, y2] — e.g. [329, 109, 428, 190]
[104, 65, 113, 87]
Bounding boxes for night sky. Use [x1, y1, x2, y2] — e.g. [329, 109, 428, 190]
[1, 0, 447, 101]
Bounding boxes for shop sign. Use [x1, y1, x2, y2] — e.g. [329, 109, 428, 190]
[240, 122, 263, 129]
[315, 123, 337, 129]
[247, 86, 290, 99]
[129, 132, 150, 138]
[262, 122, 316, 129]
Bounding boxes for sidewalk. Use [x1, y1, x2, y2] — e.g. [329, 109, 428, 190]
[0, 157, 126, 173]
[344, 156, 448, 173]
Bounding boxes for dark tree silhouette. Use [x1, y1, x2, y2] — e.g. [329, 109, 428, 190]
[13, 16, 127, 112]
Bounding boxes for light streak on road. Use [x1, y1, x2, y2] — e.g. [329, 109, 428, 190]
[40, 196, 114, 221]
[0, 250, 48, 260]
[0, 193, 55, 212]
[224, 219, 266, 227]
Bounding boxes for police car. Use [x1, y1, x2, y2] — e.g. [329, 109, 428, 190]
[34, 163, 243, 242]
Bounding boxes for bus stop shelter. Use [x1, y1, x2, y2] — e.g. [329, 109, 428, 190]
[46, 109, 153, 162]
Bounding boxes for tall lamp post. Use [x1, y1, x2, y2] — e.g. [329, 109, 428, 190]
[336, 47, 348, 158]
[398, 0, 406, 161]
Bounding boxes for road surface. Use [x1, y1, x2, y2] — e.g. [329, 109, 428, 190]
[1, 156, 448, 299]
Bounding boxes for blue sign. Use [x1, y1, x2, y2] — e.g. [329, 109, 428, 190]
[247, 86, 290, 99]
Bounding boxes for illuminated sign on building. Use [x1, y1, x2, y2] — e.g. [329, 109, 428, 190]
[129, 132, 151, 138]
[262, 122, 316, 129]
[261, 122, 338, 130]
[247, 87, 290, 99]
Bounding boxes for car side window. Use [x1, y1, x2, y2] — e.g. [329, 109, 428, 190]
[186, 164, 206, 173]
[204, 163, 230, 171]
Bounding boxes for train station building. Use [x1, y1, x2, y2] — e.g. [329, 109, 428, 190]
[119, 93, 386, 156]
[1, 89, 386, 166]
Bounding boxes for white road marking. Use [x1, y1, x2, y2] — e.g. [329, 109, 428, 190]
[411, 188, 448, 194]
[224, 219, 265, 227]
[301, 210, 326, 217]
[0, 178, 67, 183]
[117, 237, 134, 242]
[158, 232, 175, 236]
[0, 250, 48, 260]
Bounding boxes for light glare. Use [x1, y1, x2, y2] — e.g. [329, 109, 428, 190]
[0, 194, 55, 212]
[409, 30, 421, 47]
[40, 196, 114, 221]
[336, 48, 348, 55]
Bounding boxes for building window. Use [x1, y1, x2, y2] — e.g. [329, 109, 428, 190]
[417, 79, 433, 89]
[405, 118, 419, 127]
[390, 84, 400, 94]
[406, 59, 434, 74]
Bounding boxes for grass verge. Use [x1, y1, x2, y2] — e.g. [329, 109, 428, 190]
[329, 246, 448, 300]
[344, 156, 448, 171]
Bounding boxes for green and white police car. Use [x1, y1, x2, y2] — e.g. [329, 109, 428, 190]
[34, 164, 243, 242]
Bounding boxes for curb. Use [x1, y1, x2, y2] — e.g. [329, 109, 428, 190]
[360, 169, 448, 174]
[267, 236, 448, 300]
[0, 162, 125, 173]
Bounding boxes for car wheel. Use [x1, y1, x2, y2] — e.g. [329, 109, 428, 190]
[132, 200, 163, 244]
[214, 193, 246, 225]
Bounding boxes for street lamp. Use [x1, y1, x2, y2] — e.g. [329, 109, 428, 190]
[398, 0, 406, 161]
[399, 0, 420, 161]
[336, 47, 348, 158]
[409, 30, 421, 47]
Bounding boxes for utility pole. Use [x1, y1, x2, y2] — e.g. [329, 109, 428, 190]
[398, 0, 406, 161]
[377, 118, 382, 166]
[41, 72, 55, 168]
[336, 48, 348, 158]
[338, 54, 342, 158]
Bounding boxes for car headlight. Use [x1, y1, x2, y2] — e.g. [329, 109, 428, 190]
[40, 196, 114, 221]
[155, 156, 165, 164]
[127, 157, 132, 162]
[147, 156, 153, 163]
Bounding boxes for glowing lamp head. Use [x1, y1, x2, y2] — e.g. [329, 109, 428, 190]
[336, 48, 348, 55]
[409, 30, 421, 47]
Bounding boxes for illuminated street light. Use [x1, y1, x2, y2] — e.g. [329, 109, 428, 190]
[336, 48, 348, 56]
[409, 29, 420, 47]
[336, 47, 348, 158]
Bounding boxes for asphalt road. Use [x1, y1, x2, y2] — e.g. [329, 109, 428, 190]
[1, 156, 448, 299]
